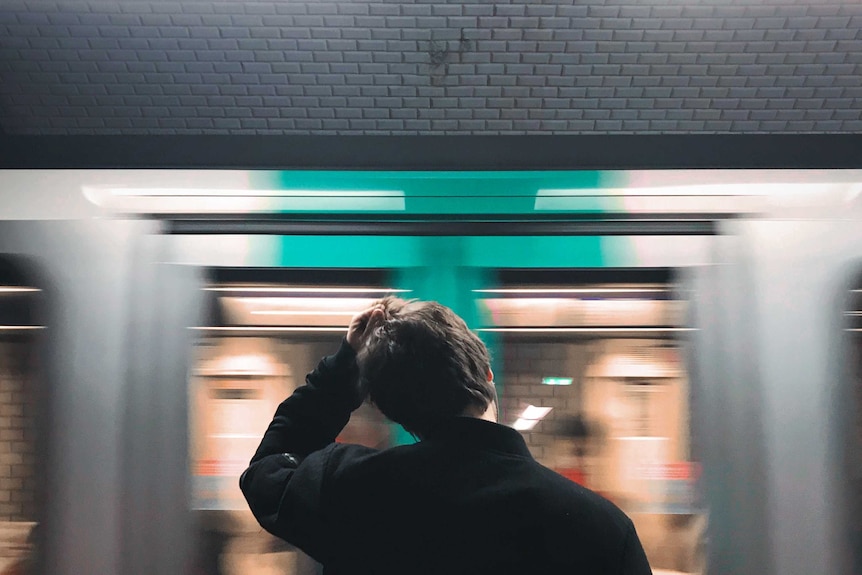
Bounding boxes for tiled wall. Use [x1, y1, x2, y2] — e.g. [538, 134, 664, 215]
[0, 342, 36, 522]
[500, 339, 595, 465]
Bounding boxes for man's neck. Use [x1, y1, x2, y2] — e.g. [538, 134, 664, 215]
[475, 402, 498, 423]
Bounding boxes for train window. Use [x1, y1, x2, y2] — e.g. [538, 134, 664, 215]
[0, 258, 44, 575]
[188, 271, 399, 575]
[479, 270, 705, 574]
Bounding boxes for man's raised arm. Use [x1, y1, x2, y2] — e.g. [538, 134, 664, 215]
[248, 338, 361, 464]
[238, 305, 385, 555]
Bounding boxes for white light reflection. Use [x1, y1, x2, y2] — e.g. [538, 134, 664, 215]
[521, 405, 553, 420]
[478, 327, 695, 333]
[206, 287, 410, 294]
[250, 310, 359, 316]
[512, 405, 553, 431]
[219, 354, 271, 373]
[105, 188, 403, 197]
[191, 326, 347, 332]
[85, 187, 407, 213]
[239, 297, 373, 308]
[512, 419, 539, 431]
[537, 183, 835, 197]
[473, 288, 668, 294]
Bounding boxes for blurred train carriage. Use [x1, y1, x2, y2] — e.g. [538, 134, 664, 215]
[0, 163, 860, 575]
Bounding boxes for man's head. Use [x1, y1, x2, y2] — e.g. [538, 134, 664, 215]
[355, 297, 496, 437]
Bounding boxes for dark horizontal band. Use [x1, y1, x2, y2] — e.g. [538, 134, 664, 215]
[166, 218, 717, 236]
[2, 134, 861, 169]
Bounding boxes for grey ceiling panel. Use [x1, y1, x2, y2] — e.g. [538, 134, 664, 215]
[1, 0, 860, 135]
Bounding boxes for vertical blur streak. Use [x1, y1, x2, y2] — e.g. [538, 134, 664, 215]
[120, 234, 203, 575]
[684, 232, 772, 575]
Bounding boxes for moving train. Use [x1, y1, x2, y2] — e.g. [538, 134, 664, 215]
[0, 163, 859, 575]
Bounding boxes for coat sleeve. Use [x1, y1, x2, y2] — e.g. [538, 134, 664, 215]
[239, 339, 366, 561]
[249, 339, 362, 462]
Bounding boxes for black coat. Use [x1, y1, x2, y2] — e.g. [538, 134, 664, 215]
[240, 340, 652, 575]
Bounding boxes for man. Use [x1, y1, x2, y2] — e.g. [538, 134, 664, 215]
[240, 298, 652, 574]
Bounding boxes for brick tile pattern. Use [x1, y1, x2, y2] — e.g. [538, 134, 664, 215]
[0, 344, 36, 522]
[0, 0, 860, 134]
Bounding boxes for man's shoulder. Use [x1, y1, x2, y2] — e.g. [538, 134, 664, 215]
[523, 462, 636, 530]
[321, 441, 422, 474]
[324, 442, 629, 518]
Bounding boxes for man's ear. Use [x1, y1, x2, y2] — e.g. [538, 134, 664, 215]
[487, 368, 494, 382]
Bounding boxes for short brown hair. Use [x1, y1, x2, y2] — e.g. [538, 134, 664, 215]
[357, 297, 495, 436]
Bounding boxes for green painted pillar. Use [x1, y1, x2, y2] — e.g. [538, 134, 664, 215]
[389, 237, 502, 445]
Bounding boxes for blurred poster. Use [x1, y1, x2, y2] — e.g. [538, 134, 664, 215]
[618, 437, 668, 492]
[194, 389, 269, 511]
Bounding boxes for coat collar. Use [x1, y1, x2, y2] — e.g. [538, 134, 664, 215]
[421, 416, 534, 459]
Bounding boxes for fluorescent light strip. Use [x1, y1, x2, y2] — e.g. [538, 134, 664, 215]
[845, 311, 862, 316]
[477, 327, 695, 333]
[0, 326, 45, 330]
[521, 405, 553, 420]
[250, 310, 358, 316]
[192, 326, 347, 332]
[206, 287, 410, 294]
[0, 287, 40, 293]
[512, 405, 553, 431]
[512, 419, 539, 431]
[473, 288, 668, 294]
[108, 188, 405, 197]
[537, 183, 836, 198]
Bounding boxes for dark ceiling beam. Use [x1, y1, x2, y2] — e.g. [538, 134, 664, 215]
[1, 134, 861, 170]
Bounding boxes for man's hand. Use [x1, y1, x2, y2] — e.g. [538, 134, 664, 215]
[346, 304, 386, 351]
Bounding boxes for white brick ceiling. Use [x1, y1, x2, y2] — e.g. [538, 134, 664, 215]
[1, 0, 860, 135]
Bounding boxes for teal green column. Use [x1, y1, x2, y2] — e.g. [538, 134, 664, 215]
[390, 237, 502, 445]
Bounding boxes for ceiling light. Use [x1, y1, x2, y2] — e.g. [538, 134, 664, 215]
[191, 326, 347, 332]
[536, 183, 835, 198]
[477, 327, 694, 333]
[250, 310, 359, 316]
[85, 187, 407, 213]
[473, 288, 667, 294]
[512, 405, 553, 431]
[105, 188, 403, 197]
[512, 418, 540, 431]
[206, 287, 410, 294]
[520, 405, 553, 420]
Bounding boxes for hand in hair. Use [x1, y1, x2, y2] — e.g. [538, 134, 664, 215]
[346, 304, 386, 351]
